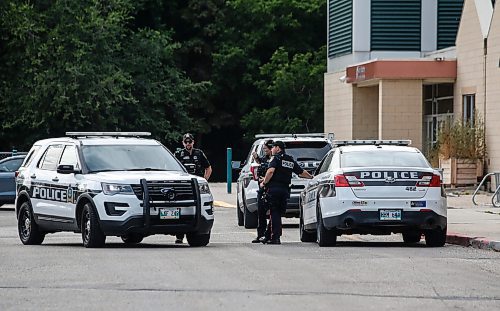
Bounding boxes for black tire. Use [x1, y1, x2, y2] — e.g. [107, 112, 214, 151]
[18, 202, 45, 245]
[186, 231, 210, 247]
[121, 233, 144, 244]
[237, 199, 244, 226]
[81, 203, 106, 248]
[243, 204, 258, 229]
[300, 211, 316, 242]
[425, 227, 447, 247]
[316, 203, 336, 247]
[402, 231, 421, 243]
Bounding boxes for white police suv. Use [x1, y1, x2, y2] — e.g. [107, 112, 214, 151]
[300, 140, 447, 247]
[15, 132, 214, 248]
[236, 134, 333, 228]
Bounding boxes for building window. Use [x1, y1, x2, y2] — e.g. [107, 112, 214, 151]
[423, 84, 454, 153]
[371, 0, 421, 51]
[463, 94, 475, 125]
[437, 0, 464, 50]
[328, 0, 352, 58]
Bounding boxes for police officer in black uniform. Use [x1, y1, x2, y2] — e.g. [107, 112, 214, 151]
[174, 133, 212, 243]
[259, 141, 312, 244]
[251, 139, 274, 243]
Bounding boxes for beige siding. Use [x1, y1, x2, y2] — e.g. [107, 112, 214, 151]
[378, 80, 423, 150]
[324, 72, 353, 139]
[352, 86, 379, 139]
[486, 7, 500, 175]
[455, 0, 486, 123]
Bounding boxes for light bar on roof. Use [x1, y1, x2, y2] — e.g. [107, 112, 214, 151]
[254, 133, 328, 139]
[333, 140, 411, 146]
[65, 132, 151, 138]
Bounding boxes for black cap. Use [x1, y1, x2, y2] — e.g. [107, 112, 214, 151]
[273, 141, 286, 150]
[264, 139, 274, 148]
[183, 133, 194, 141]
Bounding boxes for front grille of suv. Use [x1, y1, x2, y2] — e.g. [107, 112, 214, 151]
[131, 180, 195, 202]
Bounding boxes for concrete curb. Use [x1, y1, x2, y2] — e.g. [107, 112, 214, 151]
[446, 232, 500, 252]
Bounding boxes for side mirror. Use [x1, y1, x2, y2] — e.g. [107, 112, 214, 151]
[232, 161, 242, 170]
[57, 164, 78, 174]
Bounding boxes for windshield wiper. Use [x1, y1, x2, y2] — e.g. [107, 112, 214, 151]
[88, 169, 123, 173]
[125, 168, 168, 171]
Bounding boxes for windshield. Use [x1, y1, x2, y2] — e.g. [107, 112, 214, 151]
[284, 141, 331, 161]
[341, 151, 430, 168]
[82, 145, 184, 172]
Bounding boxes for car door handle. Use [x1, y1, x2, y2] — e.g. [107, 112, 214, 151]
[30, 174, 36, 179]
[52, 177, 59, 182]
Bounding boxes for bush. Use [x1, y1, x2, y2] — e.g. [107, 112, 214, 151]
[436, 117, 486, 160]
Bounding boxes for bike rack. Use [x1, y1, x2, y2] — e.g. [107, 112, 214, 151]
[472, 172, 500, 207]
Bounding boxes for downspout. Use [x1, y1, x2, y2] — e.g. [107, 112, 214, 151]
[483, 37, 487, 171]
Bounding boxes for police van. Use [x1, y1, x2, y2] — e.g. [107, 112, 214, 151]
[299, 140, 447, 247]
[236, 133, 333, 228]
[15, 132, 214, 248]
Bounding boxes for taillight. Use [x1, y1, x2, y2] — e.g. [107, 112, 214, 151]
[15, 171, 19, 178]
[249, 166, 259, 181]
[345, 175, 365, 187]
[334, 174, 365, 187]
[416, 174, 441, 187]
[334, 175, 350, 187]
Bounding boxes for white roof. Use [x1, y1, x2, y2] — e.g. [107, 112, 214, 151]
[340, 145, 420, 153]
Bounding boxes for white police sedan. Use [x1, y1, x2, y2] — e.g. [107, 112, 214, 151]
[299, 140, 447, 247]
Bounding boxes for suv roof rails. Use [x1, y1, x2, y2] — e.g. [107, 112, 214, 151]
[65, 132, 151, 138]
[333, 140, 411, 147]
[255, 133, 334, 139]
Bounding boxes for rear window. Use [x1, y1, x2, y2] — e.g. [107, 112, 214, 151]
[341, 151, 430, 168]
[285, 141, 331, 162]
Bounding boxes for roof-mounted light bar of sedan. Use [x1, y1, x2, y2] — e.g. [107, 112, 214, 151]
[65, 132, 151, 138]
[332, 140, 411, 147]
[255, 133, 334, 139]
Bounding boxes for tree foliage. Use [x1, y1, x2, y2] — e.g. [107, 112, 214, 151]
[0, 0, 206, 149]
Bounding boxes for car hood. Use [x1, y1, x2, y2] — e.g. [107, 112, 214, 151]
[83, 171, 206, 184]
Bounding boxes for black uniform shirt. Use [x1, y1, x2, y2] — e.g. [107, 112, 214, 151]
[257, 155, 271, 178]
[175, 148, 210, 177]
[267, 152, 303, 188]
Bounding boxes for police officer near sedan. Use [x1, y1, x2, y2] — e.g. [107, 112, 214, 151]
[174, 133, 212, 243]
[259, 141, 313, 244]
[251, 139, 274, 243]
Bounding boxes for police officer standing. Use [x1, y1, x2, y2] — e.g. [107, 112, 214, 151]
[259, 141, 312, 244]
[174, 133, 212, 243]
[251, 139, 274, 243]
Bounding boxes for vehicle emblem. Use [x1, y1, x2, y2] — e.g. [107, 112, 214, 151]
[160, 188, 176, 200]
[385, 177, 396, 183]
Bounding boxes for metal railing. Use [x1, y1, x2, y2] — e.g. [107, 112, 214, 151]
[472, 172, 500, 207]
[0, 151, 28, 160]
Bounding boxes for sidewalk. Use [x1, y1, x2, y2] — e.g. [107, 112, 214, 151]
[210, 183, 500, 251]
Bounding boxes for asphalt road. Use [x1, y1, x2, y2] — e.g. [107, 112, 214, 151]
[1, 204, 500, 311]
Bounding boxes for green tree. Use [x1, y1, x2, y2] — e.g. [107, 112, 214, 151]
[0, 0, 205, 149]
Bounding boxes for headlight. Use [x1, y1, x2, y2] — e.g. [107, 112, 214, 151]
[101, 183, 134, 195]
[199, 182, 211, 195]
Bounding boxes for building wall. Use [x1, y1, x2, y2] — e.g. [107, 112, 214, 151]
[324, 71, 353, 140]
[455, 0, 486, 123]
[378, 80, 423, 150]
[486, 6, 500, 175]
[352, 86, 378, 139]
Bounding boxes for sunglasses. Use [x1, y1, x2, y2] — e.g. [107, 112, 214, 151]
[183, 140, 193, 144]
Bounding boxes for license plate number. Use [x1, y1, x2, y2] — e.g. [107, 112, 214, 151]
[379, 209, 401, 221]
[159, 208, 180, 219]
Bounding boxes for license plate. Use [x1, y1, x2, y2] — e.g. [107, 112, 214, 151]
[159, 208, 180, 219]
[379, 209, 401, 221]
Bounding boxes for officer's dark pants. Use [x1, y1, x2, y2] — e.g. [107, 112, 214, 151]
[267, 186, 289, 240]
[257, 188, 269, 238]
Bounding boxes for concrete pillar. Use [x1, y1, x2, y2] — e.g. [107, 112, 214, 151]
[378, 80, 423, 150]
[352, 85, 379, 139]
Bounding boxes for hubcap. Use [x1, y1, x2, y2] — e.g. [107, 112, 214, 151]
[21, 211, 31, 238]
[84, 212, 90, 242]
